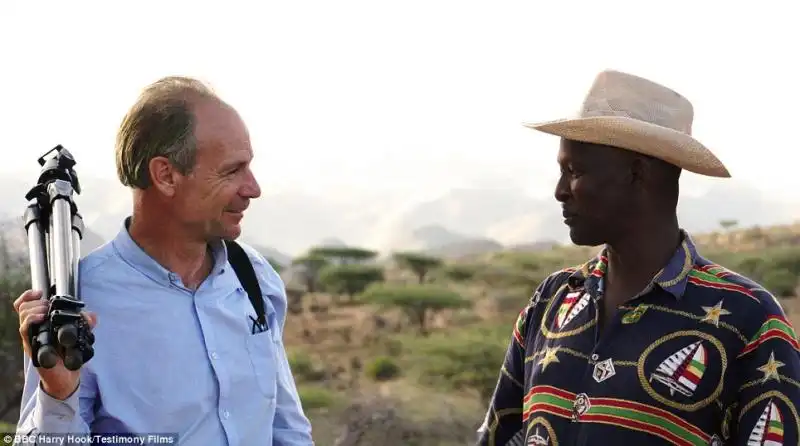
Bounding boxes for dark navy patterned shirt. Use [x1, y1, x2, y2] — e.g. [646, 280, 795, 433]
[477, 231, 800, 446]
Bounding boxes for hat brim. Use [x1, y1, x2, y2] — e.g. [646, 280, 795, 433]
[524, 115, 731, 178]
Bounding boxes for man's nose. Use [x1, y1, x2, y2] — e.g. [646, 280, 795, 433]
[554, 175, 570, 203]
[242, 169, 261, 199]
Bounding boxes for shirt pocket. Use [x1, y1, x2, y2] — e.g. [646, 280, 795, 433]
[245, 329, 279, 399]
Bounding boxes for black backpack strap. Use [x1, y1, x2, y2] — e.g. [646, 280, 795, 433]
[225, 240, 269, 331]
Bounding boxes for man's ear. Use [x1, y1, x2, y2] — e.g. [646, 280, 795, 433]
[148, 156, 180, 197]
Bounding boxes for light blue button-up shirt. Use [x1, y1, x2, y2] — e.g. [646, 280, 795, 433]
[16, 218, 314, 445]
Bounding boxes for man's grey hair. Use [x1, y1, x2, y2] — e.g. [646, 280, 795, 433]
[115, 76, 219, 189]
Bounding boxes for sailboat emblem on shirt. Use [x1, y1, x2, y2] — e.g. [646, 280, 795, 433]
[555, 290, 590, 329]
[747, 398, 784, 446]
[525, 418, 557, 446]
[649, 340, 707, 397]
[526, 427, 550, 446]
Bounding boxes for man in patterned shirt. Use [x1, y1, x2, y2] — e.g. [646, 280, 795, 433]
[477, 70, 800, 445]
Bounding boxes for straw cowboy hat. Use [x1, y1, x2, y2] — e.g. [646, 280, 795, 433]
[524, 70, 731, 178]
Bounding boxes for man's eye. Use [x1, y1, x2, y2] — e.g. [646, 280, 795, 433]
[561, 166, 580, 176]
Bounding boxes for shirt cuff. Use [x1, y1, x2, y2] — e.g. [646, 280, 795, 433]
[32, 382, 80, 433]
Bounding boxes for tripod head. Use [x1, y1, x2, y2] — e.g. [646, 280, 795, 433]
[25, 144, 81, 203]
[23, 144, 95, 371]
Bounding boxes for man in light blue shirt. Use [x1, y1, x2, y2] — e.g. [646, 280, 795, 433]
[12, 76, 314, 445]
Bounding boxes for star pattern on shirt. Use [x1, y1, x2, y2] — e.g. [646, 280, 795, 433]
[757, 351, 785, 383]
[701, 299, 731, 327]
[538, 346, 561, 371]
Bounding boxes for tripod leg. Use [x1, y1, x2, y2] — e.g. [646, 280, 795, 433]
[49, 181, 75, 306]
[71, 213, 83, 300]
[65, 212, 93, 369]
[47, 179, 93, 371]
[23, 204, 58, 369]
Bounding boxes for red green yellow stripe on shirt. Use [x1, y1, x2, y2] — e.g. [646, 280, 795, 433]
[512, 305, 529, 347]
[523, 386, 711, 446]
[687, 269, 758, 302]
[739, 315, 800, 357]
[698, 264, 731, 277]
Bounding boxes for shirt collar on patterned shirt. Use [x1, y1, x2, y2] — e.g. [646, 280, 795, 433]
[566, 229, 699, 300]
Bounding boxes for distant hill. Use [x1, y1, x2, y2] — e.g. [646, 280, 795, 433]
[1, 174, 798, 257]
[506, 240, 561, 252]
[390, 225, 504, 259]
[244, 242, 293, 267]
[315, 237, 348, 248]
[0, 217, 106, 274]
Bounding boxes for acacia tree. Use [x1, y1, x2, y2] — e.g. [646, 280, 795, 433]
[318, 264, 385, 300]
[719, 219, 738, 231]
[358, 283, 471, 336]
[308, 246, 378, 265]
[442, 264, 477, 282]
[392, 252, 442, 283]
[291, 254, 329, 293]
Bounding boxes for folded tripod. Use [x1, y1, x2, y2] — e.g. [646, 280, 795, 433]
[23, 145, 95, 371]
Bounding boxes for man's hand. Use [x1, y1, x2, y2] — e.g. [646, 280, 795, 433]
[13, 289, 97, 401]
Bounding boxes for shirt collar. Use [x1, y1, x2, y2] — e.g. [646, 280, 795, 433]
[566, 229, 698, 300]
[111, 216, 228, 288]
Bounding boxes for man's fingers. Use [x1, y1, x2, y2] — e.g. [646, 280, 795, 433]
[12, 289, 43, 313]
[19, 312, 45, 337]
[81, 311, 98, 329]
[17, 300, 48, 316]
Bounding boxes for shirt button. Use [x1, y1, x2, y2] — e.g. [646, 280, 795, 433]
[222, 410, 230, 419]
[211, 352, 219, 360]
[591, 354, 599, 361]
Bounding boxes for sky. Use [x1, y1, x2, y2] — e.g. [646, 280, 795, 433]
[1, 1, 797, 203]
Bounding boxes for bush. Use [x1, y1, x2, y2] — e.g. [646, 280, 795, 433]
[769, 247, 800, 276]
[709, 246, 800, 284]
[382, 339, 404, 357]
[475, 265, 548, 290]
[403, 325, 509, 399]
[762, 269, 797, 298]
[0, 273, 30, 424]
[288, 350, 326, 381]
[486, 288, 531, 315]
[491, 248, 589, 275]
[298, 386, 338, 411]
[365, 356, 401, 381]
